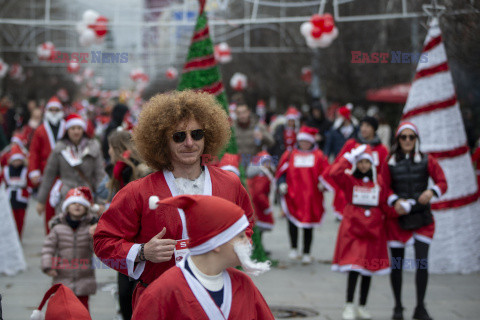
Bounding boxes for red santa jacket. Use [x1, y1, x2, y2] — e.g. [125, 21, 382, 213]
[27, 120, 66, 181]
[132, 265, 274, 320]
[93, 166, 254, 287]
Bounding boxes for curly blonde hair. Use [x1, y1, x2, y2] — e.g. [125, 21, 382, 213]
[133, 90, 231, 171]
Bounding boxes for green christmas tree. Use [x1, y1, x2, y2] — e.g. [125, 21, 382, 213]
[177, 0, 236, 154]
[178, 0, 270, 263]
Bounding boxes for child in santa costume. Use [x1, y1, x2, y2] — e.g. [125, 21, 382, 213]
[0, 144, 31, 239]
[328, 144, 392, 320]
[41, 187, 98, 312]
[132, 195, 274, 320]
[246, 151, 275, 238]
[31, 283, 91, 320]
[276, 125, 330, 264]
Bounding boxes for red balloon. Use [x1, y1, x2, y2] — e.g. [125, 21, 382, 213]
[93, 16, 108, 37]
[323, 13, 334, 33]
[311, 26, 323, 39]
[310, 14, 324, 28]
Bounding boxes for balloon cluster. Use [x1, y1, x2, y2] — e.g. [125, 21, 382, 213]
[300, 13, 338, 48]
[37, 42, 56, 60]
[230, 72, 247, 91]
[130, 68, 149, 83]
[77, 10, 109, 47]
[165, 67, 178, 80]
[214, 43, 232, 64]
[0, 58, 8, 78]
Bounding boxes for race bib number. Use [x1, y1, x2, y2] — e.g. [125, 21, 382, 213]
[174, 239, 190, 265]
[352, 186, 379, 207]
[293, 154, 314, 168]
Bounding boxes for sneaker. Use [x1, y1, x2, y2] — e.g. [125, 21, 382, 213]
[288, 249, 299, 260]
[301, 254, 313, 265]
[342, 303, 356, 320]
[357, 305, 372, 320]
[392, 306, 404, 320]
[413, 305, 433, 320]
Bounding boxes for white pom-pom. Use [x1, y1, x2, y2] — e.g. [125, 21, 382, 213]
[91, 204, 100, 213]
[31, 310, 45, 320]
[149, 196, 160, 210]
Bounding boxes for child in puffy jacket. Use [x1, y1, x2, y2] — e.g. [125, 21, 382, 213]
[41, 186, 98, 313]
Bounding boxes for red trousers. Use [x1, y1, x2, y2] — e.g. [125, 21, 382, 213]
[77, 295, 89, 312]
[45, 201, 55, 234]
[12, 208, 26, 239]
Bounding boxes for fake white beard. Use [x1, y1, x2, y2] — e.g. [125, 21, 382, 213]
[45, 111, 64, 125]
[233, 241, 271, 276]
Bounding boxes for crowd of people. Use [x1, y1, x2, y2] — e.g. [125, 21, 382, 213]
[0, 89, 478, 320]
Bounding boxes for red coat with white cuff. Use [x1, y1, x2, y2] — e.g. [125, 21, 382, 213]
[329, 157, 392, 275]
[381, 154, 447, 246]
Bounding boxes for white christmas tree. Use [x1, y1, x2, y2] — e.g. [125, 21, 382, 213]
[401, 18, 480, 274]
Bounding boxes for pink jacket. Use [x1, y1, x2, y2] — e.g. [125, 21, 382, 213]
[41, 213, 98, 296]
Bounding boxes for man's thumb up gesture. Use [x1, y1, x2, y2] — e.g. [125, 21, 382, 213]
[143, 227, 177, 263]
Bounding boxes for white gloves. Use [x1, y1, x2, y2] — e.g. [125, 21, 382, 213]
[343, 144, 367, 164]
[399, 199, 416, 214]
[278, 183, 288, 195]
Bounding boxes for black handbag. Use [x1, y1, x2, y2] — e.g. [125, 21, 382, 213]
[398, 203, 433, 230]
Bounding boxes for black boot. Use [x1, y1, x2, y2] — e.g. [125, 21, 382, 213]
[392, 306, 404, 320]
[413, 305, 433, 320]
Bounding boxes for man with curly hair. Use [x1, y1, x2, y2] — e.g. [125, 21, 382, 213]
[93, 90, 254, 309]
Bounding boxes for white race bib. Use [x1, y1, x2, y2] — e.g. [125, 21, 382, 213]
[174, 239, 190, 266]
[293, 154, 315, 168]
[352, 186, 379, 207]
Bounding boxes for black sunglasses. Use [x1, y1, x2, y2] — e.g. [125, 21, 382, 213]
[399, 134, 416, 141]
[172, 129, 205, 143]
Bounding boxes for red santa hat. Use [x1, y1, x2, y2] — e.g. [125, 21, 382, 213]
[150, 195, 249, 256]
[11, 132, 27, 149]
[338, 103, 353, 120]
[61, 186, 93, 213]
[218, 153, 240, 177]
[352, 144, 377, 184]
[65, 113, 86, 130]
[30, 284, 91, 320]
[296, 126, 319, 144]
[285, 106, 301, 120]
[45, 96, 63, 110]
[395, 121, 419, 137]
[7, 144, 26, 164]
[252, 150, 273, 166]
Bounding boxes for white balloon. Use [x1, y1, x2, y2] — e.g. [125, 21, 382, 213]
[76, 21, 87, 34]
[300, 22, 313, 37]
[83, 10, 100, 25]
[94, 36, 105, 44]
[330, 27, 339, 40]
[79, 28, 96, 47]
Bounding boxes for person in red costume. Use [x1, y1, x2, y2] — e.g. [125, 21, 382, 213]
[328, 144, 394, 320]
[132, 195, 274, 320]
[28, 96, 66, 234]
[276, 126, 330, 264]
[381, 122, 447, 320]
[93, 90, 254, 309]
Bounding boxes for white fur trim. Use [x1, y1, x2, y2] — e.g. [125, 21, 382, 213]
[296, 132, 315, 144]
[65, 118, 86, 130]
[387, 194, 399, 207]
[413, 233, 433, 245]
[8, 153, 25, 163]
[189, 215, 249, 255]
[46, 101, 62, 110]
[220, 165, 240, 177]
[387, 237, 415, 248]
[355, 153, 374, 164]
[126, 243, 145, 279]
[396, 123, 418, 137]
[256, 221, 274, 230]
[30, 309, 45, 320]
[432, 185, 442, 198]
[281, 197, 323, 228]
[28, 169, 41, 180]
[331, 264, 391, 276]
[61, 196, 91, 212]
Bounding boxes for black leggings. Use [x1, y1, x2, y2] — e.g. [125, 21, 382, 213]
[346, 271, 371, 305]
[390, 240, 430, 308]
[118, 272, 137, 320]
[288, 220, 313, 254]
